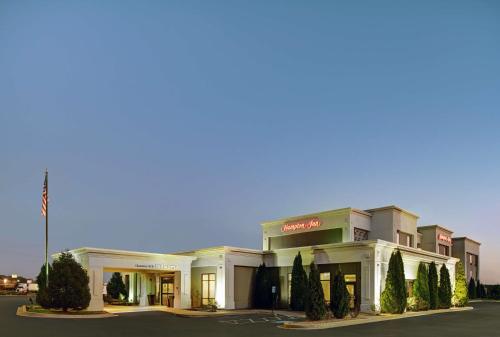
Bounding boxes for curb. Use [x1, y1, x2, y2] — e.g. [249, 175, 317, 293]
[16, 305, 116, 319]
[281, 307, 474, 330]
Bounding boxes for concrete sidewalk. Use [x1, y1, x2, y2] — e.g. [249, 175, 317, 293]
[282, 307, 473, 330]
[105, 305, 305, 318]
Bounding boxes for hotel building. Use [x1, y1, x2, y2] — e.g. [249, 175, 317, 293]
[61, 205, 480, 312]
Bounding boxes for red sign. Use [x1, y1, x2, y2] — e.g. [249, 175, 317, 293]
[281, 218, 321, 233]
[438, 234, 452, 243]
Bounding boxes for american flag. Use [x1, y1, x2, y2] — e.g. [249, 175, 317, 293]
[41, 173, 48, 217]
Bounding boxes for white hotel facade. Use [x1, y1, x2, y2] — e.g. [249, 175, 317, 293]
[61, 205, 480, 312]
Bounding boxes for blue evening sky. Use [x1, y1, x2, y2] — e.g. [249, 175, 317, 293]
[1, 1, 499, 282]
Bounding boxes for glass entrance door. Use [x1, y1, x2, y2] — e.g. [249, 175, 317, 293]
[161, 276, 175, 307]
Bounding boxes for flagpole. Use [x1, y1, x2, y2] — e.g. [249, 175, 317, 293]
[45, 169, 49, 286]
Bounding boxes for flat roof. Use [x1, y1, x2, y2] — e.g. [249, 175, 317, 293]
[261, 207, 371, 226]
[452, 237, 481, 245]
[364, 205, 420, 219]
[172, 245, 263, 256]
[61, 247, 196, 260]
[417, 224, 454, 234]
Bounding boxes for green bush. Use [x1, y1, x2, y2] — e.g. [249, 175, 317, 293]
[486, 284, 500, 299]
[290, 252, 308, 311]
[476, 280, 486, 298]
[452, 261, 468, 307]
[35, 263, 53, 309]
[253, 263, 280, 309]
[412, 262, 430, 310]
[48, 252, 91, 311]
[468, 277, 476, 299]
[428, 262, 439, 309]
[107, 272, 128, 300]
[305, 262, 326, 320]
[381, 249, 407, 314]
[331, 269, 349, 318]
[438, 264, 452, 308]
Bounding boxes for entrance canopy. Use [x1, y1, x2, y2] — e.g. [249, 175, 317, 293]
[59, 247, 196, 311]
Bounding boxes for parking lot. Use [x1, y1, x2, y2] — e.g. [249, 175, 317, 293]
[2, 296, 500, 337]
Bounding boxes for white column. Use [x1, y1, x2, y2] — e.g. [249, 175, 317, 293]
[224, 262, 235, 309]
[87, 265, 104, 311]
[139, 273, 148, 306]
[180, 269, 191, 309]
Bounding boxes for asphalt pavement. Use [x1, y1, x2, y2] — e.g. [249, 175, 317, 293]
[1, 296, 499, 337]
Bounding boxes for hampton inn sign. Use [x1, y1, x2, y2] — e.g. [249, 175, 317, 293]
[280, 217, 321, 232]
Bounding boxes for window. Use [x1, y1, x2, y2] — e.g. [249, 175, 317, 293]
[354, 228, 369, 241]
[406, 280, 415, 297]
[201, 273, 216, 305]
[287, 273, 292, 304]
[320, 273, 330, 304]
[344, 274, 356, 283]
[438, 244, 450, 256]
[397, 231, 413, 247]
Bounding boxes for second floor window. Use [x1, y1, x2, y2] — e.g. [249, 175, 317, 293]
[354, 228, 369, 241]
[397, 230, 413, 247]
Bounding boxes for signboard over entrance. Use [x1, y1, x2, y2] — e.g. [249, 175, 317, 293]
[134, 263, 177, 270]
[281, 218, 321, 233]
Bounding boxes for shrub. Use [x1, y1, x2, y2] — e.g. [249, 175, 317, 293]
[452, 261, 468, 307]
[35, 263, 53, 309]
[381, 249, 407, 314]
[486, 284, 500, 300]
[413, 262, 430, 310]
[48, 252, 91, 311]
[428, 262, 439, 309]
[438, 264, 452, 308]
[290, 252, 308, 311]
[107, 272, 128, 300]
[253, 263, 280, 309]
[476, 280, 485, 298]
[305, 262, 326, 320]
[468, 277, 477, 299]
[331, 269, 349, 318]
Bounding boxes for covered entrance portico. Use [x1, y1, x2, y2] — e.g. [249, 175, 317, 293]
[66, 247, 196, 311]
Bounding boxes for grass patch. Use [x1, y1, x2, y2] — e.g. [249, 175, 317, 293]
[27, 306, 107, 315]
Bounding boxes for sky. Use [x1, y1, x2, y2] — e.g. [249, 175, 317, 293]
[0, 1, 499, 283]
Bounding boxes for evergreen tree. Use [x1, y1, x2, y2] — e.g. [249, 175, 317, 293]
[428, 262, 439, 309]
[106, 272, 128, 300]
[35, 263, 53, 308]
[476, 280, 483, 298]
[413, 262, 430, 310]
[305, 262, 326, 320]
[48, 252, 91, 311]
[331, 269, 349, 318]
[452, 261, 468, 307]
[253, 263, 280, 309]
[468, 277, 477, 299]
[438, 264, 452, 308]
[381, 249, 407, 314]
[290, 252, 308, 311]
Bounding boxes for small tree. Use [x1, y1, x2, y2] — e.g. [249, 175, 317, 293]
[381, 249, 407, 314]
[331, 269, 349, 318]
[468, 277, 477, 299]
[413, 262, 430, 310]
[452, 261, 468, 307]
[35, 263, 53, 308]
[48, 252, 91, 311]
[476, 280, 484, 298]
[253, 263, 280, 309]
[438, 264, 452, 308]
[290, 252, 308, 311]
[305, 262, 326, 320]
[428, 262, 439, 309]
[107, 272, 128, 300]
